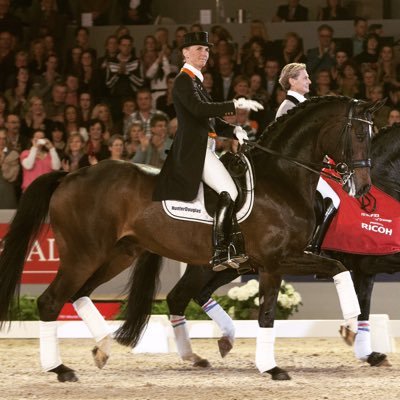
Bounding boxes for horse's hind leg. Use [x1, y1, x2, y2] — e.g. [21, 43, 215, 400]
[71, 237, 139, 369]
[352, 270, 390, 367]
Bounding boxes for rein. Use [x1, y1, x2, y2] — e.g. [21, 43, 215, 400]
[243, 99, 373, 185]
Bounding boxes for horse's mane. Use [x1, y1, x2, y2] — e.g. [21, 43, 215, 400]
[258, 95, 351, 143]
[371, 123, 400, 197]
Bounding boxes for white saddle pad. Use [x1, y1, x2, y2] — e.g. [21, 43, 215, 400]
[162, 155, 254, 225]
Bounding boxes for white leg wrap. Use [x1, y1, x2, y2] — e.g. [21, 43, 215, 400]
[333, 271, 361, 323]
[170, 315, 193, 359]
[354, 321, 372, 360]
[73, 297, 112, 342]
[39, 321, 62, 371]
[202, 298, 235, 340]
[255, 327, 277, 373]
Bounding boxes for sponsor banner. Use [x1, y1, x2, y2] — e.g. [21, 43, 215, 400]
[0, 223, 59, 284]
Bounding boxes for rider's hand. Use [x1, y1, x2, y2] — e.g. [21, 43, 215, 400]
[233, 97, 264, 112]
[234, 126, 249, 145]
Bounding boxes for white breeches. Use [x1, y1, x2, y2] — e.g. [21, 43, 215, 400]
[317, 177, 340, 209]
[202, 138, 238, 201]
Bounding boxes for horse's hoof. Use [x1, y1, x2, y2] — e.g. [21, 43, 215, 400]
[50, 364, 79, 382]
[266, 366, 291, 380]
[92, 346, 110, 369]
[193, 358, 211, 368]
[367, 352, 392, 367]
[218, 336, 233, 358]
[339, 325, 357, 346]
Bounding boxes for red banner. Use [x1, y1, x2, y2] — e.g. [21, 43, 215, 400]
[0, 223, 59, 284]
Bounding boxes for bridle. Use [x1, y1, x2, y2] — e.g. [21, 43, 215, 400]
[243, 98, 374, 186]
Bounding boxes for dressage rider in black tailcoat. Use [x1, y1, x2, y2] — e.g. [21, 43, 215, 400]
[153, 31, 263, 271]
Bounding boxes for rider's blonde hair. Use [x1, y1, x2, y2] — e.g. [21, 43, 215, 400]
[279, 63, 307, 91]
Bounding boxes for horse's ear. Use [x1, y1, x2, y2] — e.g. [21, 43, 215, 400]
[365, 98, 387, 115]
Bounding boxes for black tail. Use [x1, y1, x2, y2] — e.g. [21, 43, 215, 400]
[114, 252, 162, 347]
[0, 171, 67, 324]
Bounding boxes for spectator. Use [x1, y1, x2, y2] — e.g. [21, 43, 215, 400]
[154, 27, 172, 60]
[61, 132, 86, 172]
[351, 17, 368, 57]
[369, 85, 391, 130]
[241, 38, 267, 77]
[28, 38, 47, 78]
[249, 72, 269, 106]
[125, 120, 143, 158]
[0, 31, 16, 91]
[169, 26, 188, 69]
[20, 129, 61, 191]
[0, 128, 19, 208]
[64, 45, 83, 76]
[132, 114, 170, 168]
[354, 33, 380, 73]
[235, 108, 258, 141]
[78, 50, 104, 103]
[376, 45, 400, 95]
[21, 96, 53, 139]
[357, 68, 377, 100]
[276, 32, 306, 67]
[273, 0, 308, 22]
[126, 87, 167, 137]
[4, 66, 31, 118]
[4, 49, 28, 90]
[306, 24, 336, 81]
[155, 71, 177, 120]
[241, 20, 274, 60]
[5, 113, 29, 152]
[336, 60, 360, 97]
[0, 0, 23, 43]
[209, 38, 237, 72]
[262, 58, 281, 109]
[77, 1, 111, 26]
[232, 75, 250, 99]
[63, 104, 82, 136]
[212, 55, 238, 101]
[91, 103, 114, 141]
[30, 53, 61, 103]
[310, 69, 337, 96]
[107, 134, 126, 161]
[121, 0, 152, 25]
[49, 120, 67, 159]
[78, 90, 93, 123]
[114, 97, 136, 140]
[79, 118, 110, 167]
[387, 109, 400, 126]
[317, 0, 351, 21]
[330, 49, 349, 86]
[71, 26, 97, 60]
[44, 81, 67, 122]
[0, 93, 8, 128]
[105, 34, 144, 120]
[97, 35, 119, 71]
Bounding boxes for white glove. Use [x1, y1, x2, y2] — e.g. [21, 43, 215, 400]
[233, 97, 264, 112]
[234, 126, 249, 145]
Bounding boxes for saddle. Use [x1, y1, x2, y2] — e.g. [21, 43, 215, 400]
[204, 151, 249, 217]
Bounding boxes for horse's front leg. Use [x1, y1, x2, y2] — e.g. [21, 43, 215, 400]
[352, 270, 390, 367]
[256, 271, 291, 380]
[279, 253, 360, 344]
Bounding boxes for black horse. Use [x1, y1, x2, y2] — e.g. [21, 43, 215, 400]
[166, 122, 400, 370]
[0, 96, 381, 382]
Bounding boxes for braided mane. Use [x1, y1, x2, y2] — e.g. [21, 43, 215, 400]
[258, 95, 351, 143]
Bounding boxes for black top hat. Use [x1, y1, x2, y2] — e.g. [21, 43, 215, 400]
[180, 31, 213, 50]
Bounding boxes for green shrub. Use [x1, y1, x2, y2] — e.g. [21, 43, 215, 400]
[9, 296, 39, 320]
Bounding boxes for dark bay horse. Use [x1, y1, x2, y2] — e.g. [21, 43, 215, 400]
[166, 123, 400, 371]
[0, 96, 381, 382]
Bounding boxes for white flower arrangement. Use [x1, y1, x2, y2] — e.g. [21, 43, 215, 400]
[218, 279, 302, 320]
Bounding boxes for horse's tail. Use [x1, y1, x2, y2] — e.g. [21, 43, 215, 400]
[0, 171, 68, 324]
[114, 252, 162, 347]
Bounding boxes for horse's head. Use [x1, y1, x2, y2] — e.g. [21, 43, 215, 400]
[329, 98, 386, 198]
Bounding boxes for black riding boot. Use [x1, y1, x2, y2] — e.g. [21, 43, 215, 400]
[305, 199, 338, 255]
[211, 191, 238, 271]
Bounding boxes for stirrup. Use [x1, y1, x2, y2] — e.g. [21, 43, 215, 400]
[227, 243, 249, 264]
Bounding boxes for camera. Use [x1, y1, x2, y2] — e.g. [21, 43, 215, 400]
[37, 138, 47, 145]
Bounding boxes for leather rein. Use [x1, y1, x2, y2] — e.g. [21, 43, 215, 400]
[243, 99, 374, 185]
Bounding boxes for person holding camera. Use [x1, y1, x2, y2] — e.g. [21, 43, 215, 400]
[20, 129, 61, 191]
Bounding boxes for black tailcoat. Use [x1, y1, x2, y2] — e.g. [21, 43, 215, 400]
[153, 69, 236, 201]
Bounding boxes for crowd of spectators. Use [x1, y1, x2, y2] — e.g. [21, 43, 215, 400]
[0, 0, 399, 209]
